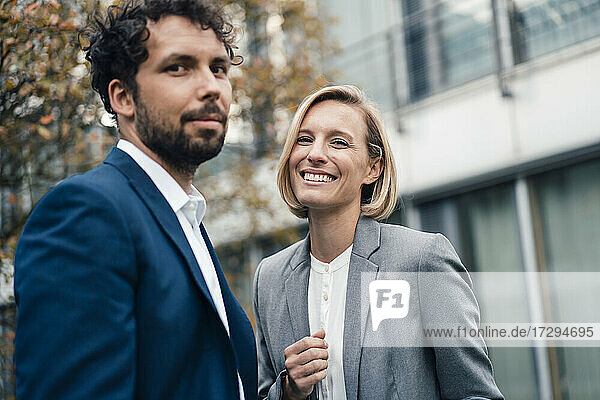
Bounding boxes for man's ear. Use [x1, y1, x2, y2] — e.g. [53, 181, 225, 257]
[364, 158, 383, 185]
[108, 79, 135, 118]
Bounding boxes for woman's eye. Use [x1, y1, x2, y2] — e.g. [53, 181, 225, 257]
[296, 136, 313, 144]
[331, 138, 349, 148]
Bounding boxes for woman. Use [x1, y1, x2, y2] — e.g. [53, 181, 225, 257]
[253, 85, 503, 400]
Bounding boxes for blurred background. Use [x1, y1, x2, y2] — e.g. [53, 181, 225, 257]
[1, 0, 599, 399]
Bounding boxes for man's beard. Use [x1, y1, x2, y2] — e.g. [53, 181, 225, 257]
[134, 100, 227, 177]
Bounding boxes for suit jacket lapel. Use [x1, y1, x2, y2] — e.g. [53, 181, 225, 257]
[284, 236, 312, 340]
[200, 223, 252, 337]
[343, 216, 381, 400]
[103, 148, 218, 315]
[200, 224, 257, 398]
[200, 224, 239, 325]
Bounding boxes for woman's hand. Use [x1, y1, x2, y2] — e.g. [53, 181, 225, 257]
[282, 329, 328, 400]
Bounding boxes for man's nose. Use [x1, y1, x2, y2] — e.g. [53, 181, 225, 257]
[195, 68, 221, 101]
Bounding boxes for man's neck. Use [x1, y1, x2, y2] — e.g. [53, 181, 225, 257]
[307, 204, 360, 263]
[119, 133, 194, 194]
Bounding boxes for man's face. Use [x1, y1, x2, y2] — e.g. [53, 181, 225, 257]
[133, 15, 233, 173]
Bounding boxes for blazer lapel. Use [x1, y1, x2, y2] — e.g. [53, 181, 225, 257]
[343, 216, 381, 400]
[103, 148, 218, 315]
[284, 236, 312, 340]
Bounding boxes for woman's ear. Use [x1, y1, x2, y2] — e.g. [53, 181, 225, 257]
[108, 79, 135, 118]
[364, 157, 383, 185]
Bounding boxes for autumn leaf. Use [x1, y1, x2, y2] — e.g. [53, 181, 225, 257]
[49, 13, 59, 25]
[37, 125, 51, 139]
[61, 121, 70, 138]
[25, 2, 39, 14]
[39, 111, 54, 125]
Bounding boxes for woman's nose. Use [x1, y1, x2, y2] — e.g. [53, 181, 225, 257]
[306, 141, 327, 164]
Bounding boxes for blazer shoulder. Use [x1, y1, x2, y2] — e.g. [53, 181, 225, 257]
[374, 222, 460, 266]
[25, 163, 132, 227]
[379, 222, 441, 248]
[64, 161, 133, 197]
[70, 162, 130, 191]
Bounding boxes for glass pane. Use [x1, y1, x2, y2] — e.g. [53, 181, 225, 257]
[321, 0, 399, 111]
[328, 31, 399, 112]
[401, 0, 431, 101]
[456, 184, 539, 400]
[419, 184, 539, 399]
[511, 0, 600, 63]
[437, 0, 495, 87]
[532, 159, 600, 399]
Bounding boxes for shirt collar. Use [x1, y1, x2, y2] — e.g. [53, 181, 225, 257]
[117, 139, 207, 223]
[310, 244, 353, 274]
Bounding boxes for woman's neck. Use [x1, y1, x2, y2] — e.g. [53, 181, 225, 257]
[308, 204, 361, 263]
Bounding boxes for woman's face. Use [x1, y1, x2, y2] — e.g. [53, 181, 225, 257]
[288, 100, 381, 215]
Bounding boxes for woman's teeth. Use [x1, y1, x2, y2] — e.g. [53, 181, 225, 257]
[304, 173, 333, 182]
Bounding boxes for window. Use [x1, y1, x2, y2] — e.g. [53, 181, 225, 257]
[510, 0, 600, 63]
[437, 0, 495, 87]
[530, 158, 600, 399]
[419, 184, 540, 399]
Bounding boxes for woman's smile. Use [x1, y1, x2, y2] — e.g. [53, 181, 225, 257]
[300, 169, 337, 184]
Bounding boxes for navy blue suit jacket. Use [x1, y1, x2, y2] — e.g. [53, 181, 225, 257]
[14, 147, 257, 399]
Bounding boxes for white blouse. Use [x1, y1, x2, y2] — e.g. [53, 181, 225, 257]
[308, 244, 353, 400]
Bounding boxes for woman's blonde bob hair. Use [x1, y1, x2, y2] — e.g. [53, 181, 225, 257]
[277, 85, 398, 220]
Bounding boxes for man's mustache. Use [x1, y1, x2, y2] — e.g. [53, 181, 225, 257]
[180, 103, 228, 126]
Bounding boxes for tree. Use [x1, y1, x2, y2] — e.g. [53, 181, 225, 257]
[0, 0, 112, 255]
[226, 0, 337, 157]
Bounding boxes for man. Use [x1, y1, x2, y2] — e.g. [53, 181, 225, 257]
[14, 1, 257, 399]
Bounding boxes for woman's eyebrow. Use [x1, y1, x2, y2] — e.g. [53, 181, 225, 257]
[326, 129, 353, 139]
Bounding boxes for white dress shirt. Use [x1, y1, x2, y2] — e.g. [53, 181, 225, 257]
[116, 140, 245, 400]
[308, 245, 352, 400]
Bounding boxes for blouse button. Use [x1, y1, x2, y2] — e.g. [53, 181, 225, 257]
[325, 265, 329, 272]
[323, 293, 328, 301]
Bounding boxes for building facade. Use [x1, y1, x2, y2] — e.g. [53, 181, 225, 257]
[210, 1, 600, 399]
[314, 0, 600, 399]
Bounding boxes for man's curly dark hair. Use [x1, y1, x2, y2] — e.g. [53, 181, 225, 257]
[81, 0, 240, 116]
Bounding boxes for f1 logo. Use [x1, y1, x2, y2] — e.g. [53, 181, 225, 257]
[369, 280, 410, 331]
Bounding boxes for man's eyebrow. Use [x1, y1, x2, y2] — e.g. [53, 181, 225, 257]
[212, 56, 232, 66]
[161, 53, 197, 64]
[160, 53, 231, 67]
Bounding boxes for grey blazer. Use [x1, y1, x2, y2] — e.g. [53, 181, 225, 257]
[253, 216, 504, 400]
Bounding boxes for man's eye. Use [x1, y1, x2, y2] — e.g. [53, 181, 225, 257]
[211, 65, 227, 75]
[331, 138, 349, 148]
[296, 136, 313, 144]
[165, 64, 185, 73]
